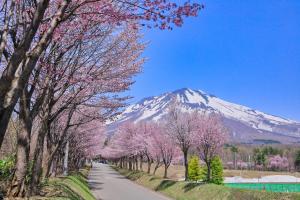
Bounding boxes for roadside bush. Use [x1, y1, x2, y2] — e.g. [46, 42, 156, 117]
[210, 156, 223, 185]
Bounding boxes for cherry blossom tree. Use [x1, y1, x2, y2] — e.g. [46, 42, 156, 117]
[151, 124, 179, 178]
[164, 101, 197, 180]
[135, 122, 157, 173]
[237, 160, 248, 170]
[107, 121, 155, 172]
[0, 1, 204, 197]
[68, 120, 107, 171]
[149, 129, 163, 175]
[192, 114, 228, 182]
[9, 20, 145, 197]
[0, 0, 203, 148]
[267, 155, 289, 171]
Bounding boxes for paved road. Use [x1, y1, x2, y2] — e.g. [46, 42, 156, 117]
[88, 163, 171, 200]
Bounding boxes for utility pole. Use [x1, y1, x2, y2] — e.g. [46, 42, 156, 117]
[63, 141, 69, 176]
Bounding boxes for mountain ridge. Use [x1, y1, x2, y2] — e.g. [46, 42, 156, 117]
[113, 88, 300, 144]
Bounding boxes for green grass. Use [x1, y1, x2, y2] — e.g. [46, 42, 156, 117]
[113, 166, 300, 200]
[39, 168, 95, 200]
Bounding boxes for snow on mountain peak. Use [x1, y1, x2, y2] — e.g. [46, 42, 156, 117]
[112, 88, 300, 143]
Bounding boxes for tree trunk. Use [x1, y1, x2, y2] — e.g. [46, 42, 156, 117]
[0, 106, 14, 147]
[50, 156, 58, 177]
[132, 159, 135, 171]
[206, 162, 211, 182]
[139, 155, 143, 171]
[147, 157, 151, 174]
[29, 117, 48, 196]
[43, 149, 57, 179]
[8, 91, 32, 197]
[0, 0, 70, 149]
[164, 165, 168, 178]
[124, 158, 127, 169]
[8, 124, 31, 197]
[183, 150, 188, 181]
[153, 163, 160, 175]
[129, 160, 132, 171]
[135, 157, 138, 171]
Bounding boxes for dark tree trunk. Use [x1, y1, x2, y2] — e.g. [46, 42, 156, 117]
[0, 106, 14, 147]
[132, 159, 135, 171]
[183, 150, 189, 181]
[124, 158, 128, 169]
[153, 163, 160, 175]
[139, 155, 143, 171]
[164, 165, 169, 178]
[135, 157, 138, 171]
[147, 157, 152, 174]
[206, 161, 211, 182]
[129, 160, 132, 171]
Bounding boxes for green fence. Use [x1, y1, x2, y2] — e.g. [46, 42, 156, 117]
[225, 183, 300, 193]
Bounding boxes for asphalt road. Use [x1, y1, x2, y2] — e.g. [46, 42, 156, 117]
[88, 163, 171, 200]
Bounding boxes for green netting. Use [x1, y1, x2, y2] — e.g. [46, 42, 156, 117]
[225, 183, 300, 193]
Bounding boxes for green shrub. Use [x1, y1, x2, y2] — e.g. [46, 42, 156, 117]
[211, 156, 224, 185]
[294, 149, 300, 171]
[0, 155, 15, 181]
[188, 156, 205, 181]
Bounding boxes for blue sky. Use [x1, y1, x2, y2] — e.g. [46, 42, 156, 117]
[128, 0, 300, 121]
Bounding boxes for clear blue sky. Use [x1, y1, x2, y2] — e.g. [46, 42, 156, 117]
[128, 0, 300, 121]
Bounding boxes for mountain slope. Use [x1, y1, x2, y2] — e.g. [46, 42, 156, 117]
[113, 88, 300, 144]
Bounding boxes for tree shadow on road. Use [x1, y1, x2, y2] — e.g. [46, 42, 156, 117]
[88, 180, 104, 190]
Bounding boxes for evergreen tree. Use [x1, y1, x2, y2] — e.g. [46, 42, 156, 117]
[253, 148, 266, 167]
[230, 146, 238, 169]
[294, 150, 300, 171]
[210, 156, 224, 185]
[188, 156, 205, 181]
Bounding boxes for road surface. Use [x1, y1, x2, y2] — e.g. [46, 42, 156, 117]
[88, 163, 171, 200]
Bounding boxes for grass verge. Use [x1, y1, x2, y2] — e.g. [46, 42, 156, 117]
[112, 166, 300, 200]
[33, 168, 95, 200]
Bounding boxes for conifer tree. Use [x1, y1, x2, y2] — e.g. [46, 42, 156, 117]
[210, 156, 224, 185]
[188, 155, 204, 181]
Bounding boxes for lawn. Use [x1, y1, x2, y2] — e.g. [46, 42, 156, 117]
[114, 166, 300, 200]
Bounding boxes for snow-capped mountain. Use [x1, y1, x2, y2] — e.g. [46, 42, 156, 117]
[113, 88, 300, 144]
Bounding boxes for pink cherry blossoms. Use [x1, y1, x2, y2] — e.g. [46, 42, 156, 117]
[267, 155, 289, 171]
[105, 102, 228, 181]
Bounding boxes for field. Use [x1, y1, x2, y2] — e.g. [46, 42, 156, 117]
[143, 163, 300, 180]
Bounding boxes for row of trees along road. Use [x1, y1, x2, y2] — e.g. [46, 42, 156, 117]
[104, 103, 228, 182]
[0, 0, 202, 197]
